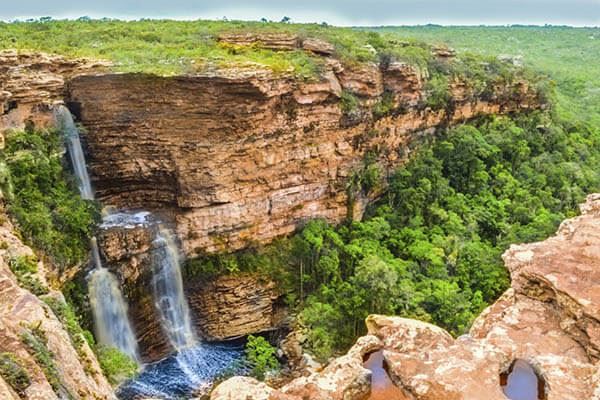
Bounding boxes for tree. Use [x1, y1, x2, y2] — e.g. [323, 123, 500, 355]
[245, 335, 279, 380]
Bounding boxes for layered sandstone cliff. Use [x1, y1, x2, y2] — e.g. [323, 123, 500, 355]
[64, 39, 539, 258]
[0, 50, 108, 136]
[212, 193, 600, 400]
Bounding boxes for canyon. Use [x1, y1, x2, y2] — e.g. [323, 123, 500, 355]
[0, 40, 541, 364]
[2, 31, 590, 400]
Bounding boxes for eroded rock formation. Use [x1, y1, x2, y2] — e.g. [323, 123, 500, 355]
[0, 50, 108, 136]
[0, 211, 114, 400]
[213, 194, 600, 400]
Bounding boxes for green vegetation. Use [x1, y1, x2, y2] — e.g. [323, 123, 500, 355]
[0, 18, 522, 89]
[0, 352, 31, 397]
[0, 128, 100, 269]
[186, 108, 599, 360]
[8, 255, 48, 296]
[20, 323, 73, 399]
[244, 335, 279, 380]
[43, 297, 137, 384]
[373, 26, 600, 125]
[96, 347, 139, 385]
[43, 297, 96, 374]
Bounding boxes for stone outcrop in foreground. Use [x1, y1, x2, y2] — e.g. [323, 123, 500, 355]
[212, 194, 600, 400]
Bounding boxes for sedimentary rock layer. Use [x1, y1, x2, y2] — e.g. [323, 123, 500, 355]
[66, 50, 539, 257]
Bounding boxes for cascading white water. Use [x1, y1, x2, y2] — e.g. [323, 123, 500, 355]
[88, 238, 140, 362]
[54, 106, 94, 200]
[54, 105, 140, 362]
[151, 227, 197, 350]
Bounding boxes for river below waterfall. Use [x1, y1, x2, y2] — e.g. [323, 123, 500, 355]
[117, 341, 245, 399]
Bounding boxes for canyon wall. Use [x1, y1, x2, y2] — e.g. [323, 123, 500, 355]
[212, 193, 600, 400]
[66, 43, 540, 257]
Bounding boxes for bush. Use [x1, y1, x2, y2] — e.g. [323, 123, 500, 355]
[424, 73, 451, 110]
[20, 324, 68, 397]
[1, 129, 100, 268]
[244, 335, 279, 380]
[9, 255, 49, 296]
[96, 347, 138, 385]
[340, 90, 360, 116]
[0, 352, 31, 396]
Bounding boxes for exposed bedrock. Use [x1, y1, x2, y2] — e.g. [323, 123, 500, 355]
[213, 194, 600, 400]
[66, 51, 539, 257]
[0, 50, 108, 136]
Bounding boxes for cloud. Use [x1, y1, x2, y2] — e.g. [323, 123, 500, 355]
[1, 0, 598, 26]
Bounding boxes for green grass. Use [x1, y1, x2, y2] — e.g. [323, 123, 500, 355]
[0, 18, 512, 83]
[0, 19, 398, 77]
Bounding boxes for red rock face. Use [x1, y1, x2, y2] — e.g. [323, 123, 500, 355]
[0, 50, 108, 134]
[66, 56, 539, 257]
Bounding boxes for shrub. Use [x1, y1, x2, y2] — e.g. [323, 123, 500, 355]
[244, 335, 279, 380]
[20, 324, 68, 397]
[0, 352, 31, 396]
[1, 129, 100, 268]
[96, 346, 138, 385]
[424, 73, 451, 110]
[340, 90, 360, 116]
[9, 255, 48, 296]
[372, 92, 395, 119]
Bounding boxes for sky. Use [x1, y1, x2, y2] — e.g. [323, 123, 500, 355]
[1, 0, 599, 26]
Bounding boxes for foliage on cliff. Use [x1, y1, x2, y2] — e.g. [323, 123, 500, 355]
[375, 26, 600, 126]
[0, 128, 100, 269]
[0, 18, 522, 92]
[187, 109, 600, 359]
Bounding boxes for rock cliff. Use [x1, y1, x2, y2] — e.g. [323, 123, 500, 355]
[0, 209, 114, 399]
[0, 50, 108, 136]
[64, 39, 540, 257]
[212, 193, 600, 400]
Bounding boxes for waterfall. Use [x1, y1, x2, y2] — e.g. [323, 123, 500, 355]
[151, 227, 197, 350]
[54, 105, 140, 362]
[88, 242, 140, 362]
[54, 106, 94, 200]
